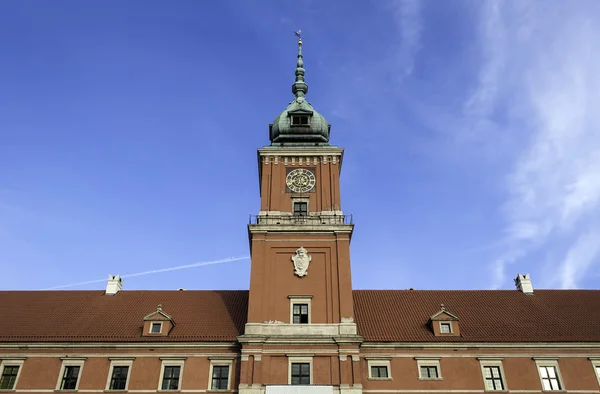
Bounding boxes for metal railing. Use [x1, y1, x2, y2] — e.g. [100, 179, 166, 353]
[249, 213, 353, 225]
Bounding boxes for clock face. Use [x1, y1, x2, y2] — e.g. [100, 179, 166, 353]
[286, 168, 316, 193]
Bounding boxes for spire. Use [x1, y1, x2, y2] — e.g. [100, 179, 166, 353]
[292, 30, 308, 98]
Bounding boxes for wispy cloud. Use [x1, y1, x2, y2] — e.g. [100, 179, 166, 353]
[468, 2, 600, 288]
[389, 0, 422, 77]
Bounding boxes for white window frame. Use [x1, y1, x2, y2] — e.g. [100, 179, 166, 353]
[592, 359, 600, 387]
[150, 321, 163, 334]
[288, 356, 313, 385]
[0, 359, 25, 390]
[105, 359, 134, 391]
[416, 358, 442, 380]
[367, 359, 392, 380]
[157, 359, 185, 391]
[55, 358, 85, 391]
[208, 359, 233, 390]
[288, 296, 312, 324]
[534, 359, 564, 392]
[439, 321, 452, 334]
[478, 359, 508, 392]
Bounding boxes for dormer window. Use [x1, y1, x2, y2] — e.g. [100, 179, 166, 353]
[440, 322, 452, 334]
[291, 115, 310, 126]
[142, 304, 174, 337]
[151, 322, 162, 334]
[429, 304, 460, 337]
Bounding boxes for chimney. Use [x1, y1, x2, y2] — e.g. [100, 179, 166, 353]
[106, 274, 123, 295]
[514, 273, 533, 294]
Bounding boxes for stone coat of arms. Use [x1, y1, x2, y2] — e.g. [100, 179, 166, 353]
[292, 247, 311, 277]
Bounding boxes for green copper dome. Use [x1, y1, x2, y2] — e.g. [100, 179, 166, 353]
[269, 38, 330, 146]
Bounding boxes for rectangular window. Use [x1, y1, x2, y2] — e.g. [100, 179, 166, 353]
[293, 202, 308, 216]
[60, 366, 81, 390]
[420, 365, 439, 379]
[211, 365, 230, 390]
[292, 116, 309, 126]
[161, 366, 181, 390]
[293, 304, 309, 324]
[371, 365, 389, 378]
[483, 366, 504, 391]
[109, 366, 129, 390]
[151, 322, 162, 333]
[440, 322, 452, 333]
[0, 366, 19, 390]
[291, 363, 310, 385]
[539, 366, 561, 391]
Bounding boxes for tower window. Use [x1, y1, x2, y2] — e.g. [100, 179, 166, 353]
[291, 115, 310, 126]
[293, 202, 308, 216]
[293, 304, 309, 324]
[291, 363, 311, 385]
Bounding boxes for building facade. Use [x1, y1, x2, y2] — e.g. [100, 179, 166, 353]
[2, 37, 600, 394]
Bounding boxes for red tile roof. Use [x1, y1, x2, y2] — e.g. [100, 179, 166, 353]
[353, 290, 600, 342]
[1, 289, 599, 343]
[0, 290, 247, 342]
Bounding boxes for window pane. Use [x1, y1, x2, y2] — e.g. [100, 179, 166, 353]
[542, 379, 552, 391]
[491, 367, 500, 378]
[300, 305, 308, 314]
[371, 366, 379, 378]
[540, 367, 549, 378]
[484, 367, 492, 378]
[151, 323, 161, 333]
[300, 364, 310, 374]
[547, 367, 556, 378]
[291, 364, 300, 375]
[430, 366, 438, 378]
[379, 366, 388, 378]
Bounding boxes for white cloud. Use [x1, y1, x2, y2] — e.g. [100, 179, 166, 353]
[558, 230, 600, 289]
[389, 0, 422, 77]
[469, 2, 600, 288]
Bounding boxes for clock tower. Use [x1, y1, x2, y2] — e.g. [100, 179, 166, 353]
[238, 35, 363, 394]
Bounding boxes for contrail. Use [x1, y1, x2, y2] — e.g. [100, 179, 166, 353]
[41, 256, 250, 290]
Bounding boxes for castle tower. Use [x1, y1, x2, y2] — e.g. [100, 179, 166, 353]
[238, 34, 362, 394]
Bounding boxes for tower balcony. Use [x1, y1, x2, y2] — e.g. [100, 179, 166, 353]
[249, 213, 353, 226]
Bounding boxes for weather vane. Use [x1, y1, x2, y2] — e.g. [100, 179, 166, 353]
[294, 29, 302, 42]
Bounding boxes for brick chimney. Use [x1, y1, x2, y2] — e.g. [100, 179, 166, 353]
[105, 274, 123, 295]
[514, 273, 533, 294]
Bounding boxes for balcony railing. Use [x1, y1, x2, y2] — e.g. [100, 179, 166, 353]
[249, 213, 353, 225]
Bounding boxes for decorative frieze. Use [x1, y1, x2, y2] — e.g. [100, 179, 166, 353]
[259, 154, 343, 166]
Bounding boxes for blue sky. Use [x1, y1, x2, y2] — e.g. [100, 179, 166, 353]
[2, 0, 600, 291]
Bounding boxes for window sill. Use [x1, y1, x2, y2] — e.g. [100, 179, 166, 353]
[541, 391, 566, 393]
[0, 390, 16, 393]
[207, 390, 234, 393]
[418, 377, 443, 381]
[484, 391, 508, 393]
[104, 390, 128, 393]
[368, 378, 393, 381]
[54, 391, 78, 393]
[157, 391, 181, 393]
